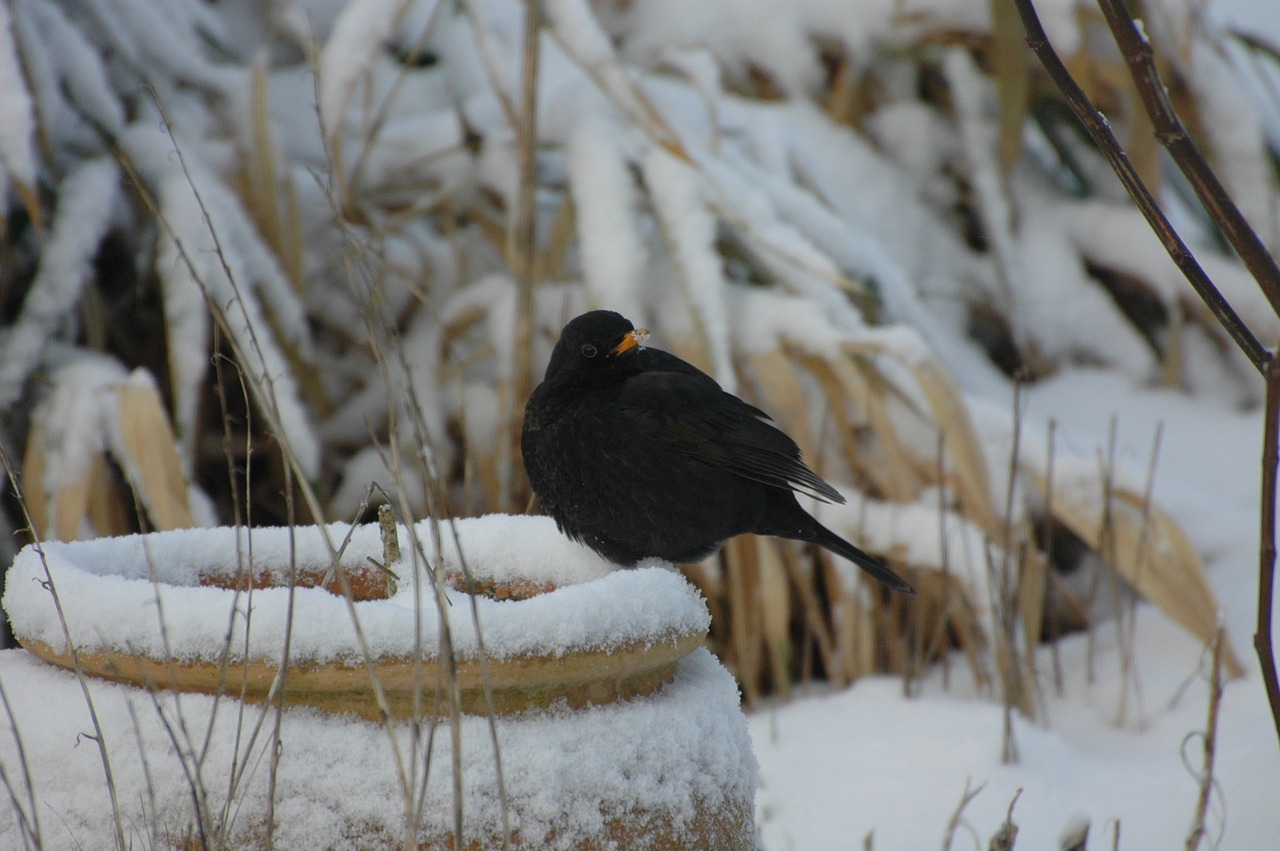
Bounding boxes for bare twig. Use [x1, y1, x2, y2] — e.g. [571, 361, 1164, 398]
[993, 378, 1029, 761]
[1044, 419, 1064, 696]
[1184, 627, 1226, 851]
[1015, 0, 1280, 750]
[942, 777, 986, 851]
[927, 433, 953, 690]
[333, 175, 512, 847]
[1011, 0, 1268, 372]
[124, 88, 430, 840]
[1095, 0, 1280, 316]
[988, 788, 1022, 851]
[1258, 359, 1280, 742]
[378, 503, 401, 567]
[263, 471, 301, 851]
[1116, 422, 1164, 727]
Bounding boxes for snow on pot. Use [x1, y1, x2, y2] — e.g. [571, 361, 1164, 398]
[1, 515, 757, 848]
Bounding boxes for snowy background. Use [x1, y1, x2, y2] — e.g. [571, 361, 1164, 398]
[2, 0, 1280, 847]
[752, 368, 1280, 848]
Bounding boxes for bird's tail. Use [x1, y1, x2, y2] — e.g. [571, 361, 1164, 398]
[757, 490, 915, 594]
[807, 521, 916, 595]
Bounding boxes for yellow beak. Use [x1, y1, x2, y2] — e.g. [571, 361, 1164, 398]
[611, 328, 650, 355]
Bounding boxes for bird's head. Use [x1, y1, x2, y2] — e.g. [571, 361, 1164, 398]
[543, 310, 650, 383]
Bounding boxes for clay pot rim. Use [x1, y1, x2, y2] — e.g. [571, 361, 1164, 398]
[4, 520, 711, 670]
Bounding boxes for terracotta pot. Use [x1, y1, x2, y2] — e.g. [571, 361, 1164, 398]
[3, 518, 757, 849]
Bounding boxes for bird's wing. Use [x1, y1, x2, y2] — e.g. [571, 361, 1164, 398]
[617, 368, 846, 504]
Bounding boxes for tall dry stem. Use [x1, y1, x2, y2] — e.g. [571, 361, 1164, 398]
[1184, 627, 1226, 851]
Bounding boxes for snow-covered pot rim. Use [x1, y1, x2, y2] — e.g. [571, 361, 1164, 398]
[3, 516, 711, 718]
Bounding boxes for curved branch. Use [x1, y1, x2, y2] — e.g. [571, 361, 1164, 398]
[1012, 0, 1269, 372]
[1097, 0, 1280, 318]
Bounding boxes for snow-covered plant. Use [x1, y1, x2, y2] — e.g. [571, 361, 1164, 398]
[1, 0, 1271, 701]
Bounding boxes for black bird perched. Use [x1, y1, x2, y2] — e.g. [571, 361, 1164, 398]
[521, 310, 914, 594]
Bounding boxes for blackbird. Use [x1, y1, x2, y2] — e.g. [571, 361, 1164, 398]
[521, 310, 914, 594]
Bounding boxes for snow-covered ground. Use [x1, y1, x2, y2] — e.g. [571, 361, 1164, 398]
[753, 368, 1280, 849]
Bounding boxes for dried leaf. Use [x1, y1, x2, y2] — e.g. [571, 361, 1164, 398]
[724, 536, 763, 705]
[847, 356, 920, 501]
[113, 379, 194, 531]
[909, 358, 1005, 536]
[246, 59, 304, 290]
[85, 453, 131, 537]
[22, 425, 89, 541]
[746, 350, 816, 459]
[991, 0, 1030, 170]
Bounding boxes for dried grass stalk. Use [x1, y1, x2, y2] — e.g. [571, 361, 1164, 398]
[746, 350, 817, 460]
[21, 429, 93, 541]
[114, 381, 195, 532]
[724, 536, 763, 705]
[817, 556, 875, 683]
[908, 357, 1004, 537]
[757, 537, 792, 698]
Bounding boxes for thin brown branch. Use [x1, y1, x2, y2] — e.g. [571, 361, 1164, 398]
[941, 777, 985, 851]
[989, 788, 1022, 851]
[1096, 0, 1280, 317]
[1011, 0, 1269, 372]
[1258, 357, 1280, 744]
[1015, 0, 1280, 752]
[1185, 627, 1225, 851]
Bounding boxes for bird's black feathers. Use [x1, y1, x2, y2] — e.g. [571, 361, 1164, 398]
[616, 360, 844, 504]
[521, 310, 914, 594]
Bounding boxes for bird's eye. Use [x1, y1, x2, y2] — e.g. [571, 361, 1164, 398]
[580, 344, 598, 358]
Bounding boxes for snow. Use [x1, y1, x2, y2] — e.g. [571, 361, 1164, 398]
[643, 145, 736, 389]
[0, 513, 747, 848]
[3, 515, 704, 664]
[1061, 198, 1280, 352]
[732, 287, 861, 358]
[943, 46, 1023, 317]
[148, 152, 322, 480]
[0, 647, 752, 849]
[7, 365, 1280, 848]
[4, 0, 1280, 847]
[545, 0, 662, 139]
[0, 1, 39, 199]
[565, 117, 649, 323]
[754, 368, 1280, 849]
[1190, 40, 1278, 249]
[1016, 187, 1161, 376]
[0, 157, 121, 409]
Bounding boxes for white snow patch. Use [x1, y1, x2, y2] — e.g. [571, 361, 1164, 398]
[3, 515, 704, 664]
[0, 646, 752, 849]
